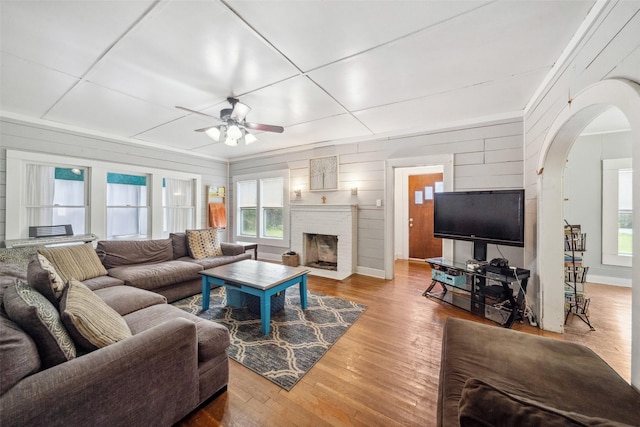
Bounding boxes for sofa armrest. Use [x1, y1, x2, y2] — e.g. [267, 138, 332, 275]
[220, 242, 246, 256]
[1, 318, 200, 427]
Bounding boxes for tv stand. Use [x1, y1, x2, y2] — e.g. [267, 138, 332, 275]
[424, 257, 530, 328]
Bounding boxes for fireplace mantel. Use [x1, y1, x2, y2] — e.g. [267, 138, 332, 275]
[290, 205, 357, 280]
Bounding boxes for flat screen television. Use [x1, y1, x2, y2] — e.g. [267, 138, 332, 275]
[433, 189, 525, 260]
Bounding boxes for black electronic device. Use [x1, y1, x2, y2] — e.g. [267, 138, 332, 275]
[490, 258, 509, 268]
[433, 189, 525, 261]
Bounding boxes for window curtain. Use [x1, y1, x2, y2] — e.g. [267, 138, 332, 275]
[26, 164, 55, 226]
[163, 178, 193, 234]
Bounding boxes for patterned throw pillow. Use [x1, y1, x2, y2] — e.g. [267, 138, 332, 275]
[36, 253, 65, 298]
[3, 280, 76, 368]
[38, 243, 108, 283]
[186, 228, 223, 260]
[60, 279, 132, 351]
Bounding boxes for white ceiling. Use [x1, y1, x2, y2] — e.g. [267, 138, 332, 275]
[0, 0, 597, 160]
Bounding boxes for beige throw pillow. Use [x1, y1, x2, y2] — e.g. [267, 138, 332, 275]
[39, 243, 108, 283]
[186, 228, 223, 259]
[60, 279, 132, 351]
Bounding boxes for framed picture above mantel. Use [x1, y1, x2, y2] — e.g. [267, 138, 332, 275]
[309, 155, 338, 191]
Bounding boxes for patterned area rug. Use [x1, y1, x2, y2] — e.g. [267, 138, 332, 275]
[173, 285, 366, 391]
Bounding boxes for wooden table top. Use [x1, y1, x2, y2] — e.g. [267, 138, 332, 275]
[200, 259, 310, 290]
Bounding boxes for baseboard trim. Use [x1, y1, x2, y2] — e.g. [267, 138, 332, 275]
[587, 274, 632, 287]
[355, 266, 386, 279]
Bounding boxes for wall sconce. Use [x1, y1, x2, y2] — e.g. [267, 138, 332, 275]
[351, 187, 358, 196]
[294, 187, 302, 198]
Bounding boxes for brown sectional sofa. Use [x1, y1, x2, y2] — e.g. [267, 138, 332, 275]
[96, 232, 252, 302]
[0, 234, 252, 426]
[438, 318, 640, 426]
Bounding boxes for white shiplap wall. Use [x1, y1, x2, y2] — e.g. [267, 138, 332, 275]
[523, 0, 639, 385]
[230, 118, 525, 276]
[0, 117, 228, 243]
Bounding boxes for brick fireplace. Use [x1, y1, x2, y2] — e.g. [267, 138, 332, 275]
[290, 205, 357, 280]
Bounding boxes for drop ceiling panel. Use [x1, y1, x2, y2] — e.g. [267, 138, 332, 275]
[190, 113, 372, 159]
[44, 81, 180, 137]
[308, 1, 595, 112]
[227, 0, 490, 71]
[86, 1, 298, 110]
[199, 75, 347, 128]
[0, 53, 79, 117]
[0, 0, 154, 76]
[355, 71, 541, 134]
[134, 115, 221, 151]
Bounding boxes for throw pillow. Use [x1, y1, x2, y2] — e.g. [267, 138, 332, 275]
[38, 243, 108, 283]
[3, 280, 76, 368]
[37, 253, 65, 298]
[170, 232, 188, 259]
[186, 228, 223, 259]
[60, 278, 132, 351]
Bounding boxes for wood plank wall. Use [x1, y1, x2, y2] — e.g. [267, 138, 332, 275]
[523, 1, 640, 296]
[0, 118, 228, 242]
[229, 117, 525, 275]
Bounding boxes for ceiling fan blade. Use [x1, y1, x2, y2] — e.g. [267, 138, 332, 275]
[175, 106, 221, 121]
[230, 102, 251, 121]
[194, 126, 217, 132]
[244, 122, 284, 133]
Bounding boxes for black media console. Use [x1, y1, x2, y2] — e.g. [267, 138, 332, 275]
[424, 257, 530, 328]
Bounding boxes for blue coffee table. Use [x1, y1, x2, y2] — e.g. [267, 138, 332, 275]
[199, 259, 310, 334]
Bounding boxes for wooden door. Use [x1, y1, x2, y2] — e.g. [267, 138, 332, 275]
[408, 173, 443, 259]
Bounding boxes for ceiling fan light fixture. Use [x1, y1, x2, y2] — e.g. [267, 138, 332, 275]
[224, 135, 238, 146]
[245, 132, 257, 145]
[227, 124, 242, 140]
[205, 126, 221, 141]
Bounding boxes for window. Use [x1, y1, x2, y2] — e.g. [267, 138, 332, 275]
[106, 172, 148, 239]
[7, 150, 203, 241]
[25, 164, 87, 233]
[163, 177, 195, 236]
[233, 170, 289, 246]
[262, 177, 284, 238]
[602, 158, 632, 267]
[237, 180, 257, 237]
[618, 168, 632, 255]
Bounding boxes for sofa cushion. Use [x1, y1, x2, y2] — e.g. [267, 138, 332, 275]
[170, 232, 189, 259]
[459, 378, 634, 427]
[125, 304, 230, 362]
[3, 280, 76, 368]
[186, 228, 223, 259]
[60, 279, 132, 351]
[94, 285, 167, 316]
[182, 252, 251, 270]
[82, 274, 125, 291]
[0, 315, 41, 395]
[97, 239, 173, 269]
[38, 243, 108, 283]
[107, 260, 203, 291]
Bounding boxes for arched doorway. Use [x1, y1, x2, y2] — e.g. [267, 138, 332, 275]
[536, 78, 640, 387]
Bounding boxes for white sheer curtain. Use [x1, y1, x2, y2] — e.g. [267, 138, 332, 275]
[163, 178, 194, 235]
[26, 164, 55, 227]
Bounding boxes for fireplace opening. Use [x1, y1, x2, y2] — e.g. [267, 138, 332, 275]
[304, 233, 338, 271]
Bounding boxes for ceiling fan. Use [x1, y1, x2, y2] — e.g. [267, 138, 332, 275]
[176, 97, 284, 146]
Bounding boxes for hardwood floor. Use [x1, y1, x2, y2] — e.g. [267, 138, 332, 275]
[177, 260, 632, 427]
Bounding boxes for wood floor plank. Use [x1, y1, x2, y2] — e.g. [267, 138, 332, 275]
[177, 260, 631, 426]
